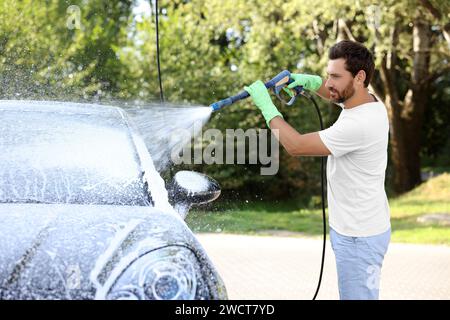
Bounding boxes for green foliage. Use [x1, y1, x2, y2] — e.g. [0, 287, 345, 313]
[0, 0, 133, 99]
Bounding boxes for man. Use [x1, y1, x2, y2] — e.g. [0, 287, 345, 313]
[244, 40, 391, 300]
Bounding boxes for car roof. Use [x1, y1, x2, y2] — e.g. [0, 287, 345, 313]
[0, 100, 124, 119]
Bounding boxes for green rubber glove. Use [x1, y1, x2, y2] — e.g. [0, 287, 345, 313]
[244, 80, 283, 128]
[287, 73, 323, 91]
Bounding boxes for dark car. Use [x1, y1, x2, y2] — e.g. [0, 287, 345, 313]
[0, 100, 226, 300]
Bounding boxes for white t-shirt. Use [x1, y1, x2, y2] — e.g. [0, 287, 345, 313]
[318, 101, 391, 237]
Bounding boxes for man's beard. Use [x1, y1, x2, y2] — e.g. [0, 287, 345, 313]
[330, 82, 355, 103]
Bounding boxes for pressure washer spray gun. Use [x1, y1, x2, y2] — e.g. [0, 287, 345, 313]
[210, 70, 304, 111]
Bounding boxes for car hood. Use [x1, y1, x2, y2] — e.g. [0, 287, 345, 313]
[0, 203, 225, 299]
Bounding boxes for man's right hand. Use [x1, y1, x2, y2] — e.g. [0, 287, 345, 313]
[288, 73, 323, 92]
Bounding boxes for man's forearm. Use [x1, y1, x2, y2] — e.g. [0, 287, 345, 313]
[268, 117, 331, 156]
[268, 117, 303, 156]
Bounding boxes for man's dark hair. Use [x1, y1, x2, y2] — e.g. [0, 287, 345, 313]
[329, 40, 375, 87]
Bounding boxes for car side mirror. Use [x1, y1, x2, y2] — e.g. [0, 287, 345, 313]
[167, 171, 221, 219]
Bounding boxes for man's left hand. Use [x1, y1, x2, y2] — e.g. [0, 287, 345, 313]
[244, 80, 283, 128]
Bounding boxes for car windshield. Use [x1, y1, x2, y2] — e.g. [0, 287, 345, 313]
[0, 106, 152, 206]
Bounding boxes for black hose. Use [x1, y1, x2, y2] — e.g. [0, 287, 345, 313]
[154, 0, 164, 103]
[302, 92, 327, 300]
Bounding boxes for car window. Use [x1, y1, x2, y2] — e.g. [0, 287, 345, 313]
[0, 108, 152, 206]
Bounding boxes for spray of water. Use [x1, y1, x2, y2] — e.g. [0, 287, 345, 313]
[124, 103, 212, 172]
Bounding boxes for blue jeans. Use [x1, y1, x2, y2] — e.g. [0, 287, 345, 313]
[329, 227, 391, 300]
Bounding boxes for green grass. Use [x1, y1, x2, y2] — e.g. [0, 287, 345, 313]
[186, 173, 450, 245]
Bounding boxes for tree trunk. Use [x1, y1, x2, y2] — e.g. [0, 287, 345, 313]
[388, 97, 424, 193]
[388, 13, 431, 194]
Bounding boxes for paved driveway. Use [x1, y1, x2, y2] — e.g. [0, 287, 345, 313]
[196, 233, 450, 300]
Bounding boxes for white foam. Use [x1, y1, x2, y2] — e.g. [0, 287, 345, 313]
[175, 171, 209, 193]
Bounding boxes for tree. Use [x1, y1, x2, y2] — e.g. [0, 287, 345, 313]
[0, 0, 133, 99]
[367, 0, 449, 193]
[284, 0, 449, 193]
